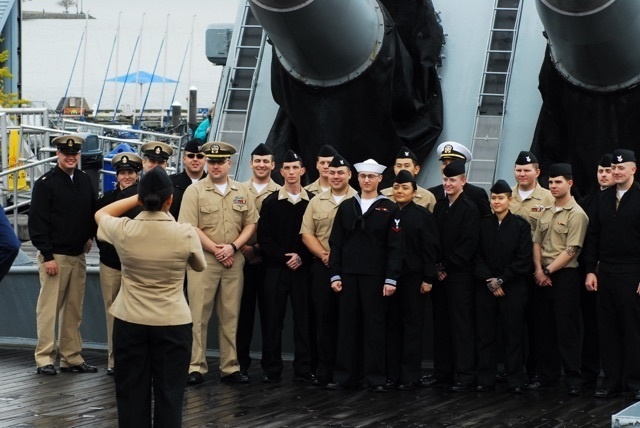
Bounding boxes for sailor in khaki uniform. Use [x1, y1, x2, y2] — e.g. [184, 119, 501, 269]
[95, 167, 206, 427]
[140, 141, 174, 173]
[381, 146, 437, 212]
[179, 141, 259, 385]
[529, 163, 588, 396]
[509, 150, 554, 382]
[305, 144, 338, 194]
[510, 151, 555, 235]
[300, 154, 357, 385]
[237, 143, 280, 377]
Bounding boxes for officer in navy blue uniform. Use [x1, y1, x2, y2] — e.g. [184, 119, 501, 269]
[585, 149, 640, 400]
[474, 179, 531, 393]
[258, 150, 315, 383]
[29, 134, 98, 375]
[169, 139, 206, 219]
[428, 141, 491, 217]
[386, 170, 440, 389]
[96, 152, 143, 375]
[426, 160, 481, 391]
[577, 153, 612, 388]
[327, 159, 403, 392]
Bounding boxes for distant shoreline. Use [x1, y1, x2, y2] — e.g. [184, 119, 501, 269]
[22, 11, 96, 20]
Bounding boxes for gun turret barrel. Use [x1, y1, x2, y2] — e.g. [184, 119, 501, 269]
[536, 0, 640, 91]
[249, 0, 385, 87]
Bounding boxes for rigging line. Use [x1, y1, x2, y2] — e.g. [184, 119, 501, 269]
[60, 29, 86, 119]
[168, 15, 195, 126]
[95, 14, 120, 116]
[112, 35, 139, 122]
[139, 36, 166, 123]
[113, 14, 144, 122]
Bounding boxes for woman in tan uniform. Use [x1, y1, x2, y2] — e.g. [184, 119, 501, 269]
[95, 167, 206, 428]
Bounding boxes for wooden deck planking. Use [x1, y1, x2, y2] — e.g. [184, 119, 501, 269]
[0, 346, 635, 427]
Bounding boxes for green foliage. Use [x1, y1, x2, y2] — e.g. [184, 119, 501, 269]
[0, 35, 29, 107]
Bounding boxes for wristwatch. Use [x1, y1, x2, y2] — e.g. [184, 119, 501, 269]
[497, 278, 503, 286]
[542, 267, 550, 276]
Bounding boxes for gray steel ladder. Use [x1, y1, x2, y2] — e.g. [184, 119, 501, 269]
[466, 0, 524, 191]
[212, 2, 266, 177]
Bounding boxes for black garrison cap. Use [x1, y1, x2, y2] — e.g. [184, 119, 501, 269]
[443, 160, 466, 177]
[612, 149, 636, 164]
[490, 179, 512, 195]
[515, 151, 538, 165]
[549, 163, 573, 178]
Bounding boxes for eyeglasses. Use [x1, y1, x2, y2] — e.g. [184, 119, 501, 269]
[185, 153, 205, 159]
[358, 173, 380, 180]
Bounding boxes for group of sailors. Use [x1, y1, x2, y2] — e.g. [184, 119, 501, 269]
[26, 134, 640, 425]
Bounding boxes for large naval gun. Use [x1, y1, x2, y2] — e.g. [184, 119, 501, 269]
[531, 0, 640, 197]
[247, 0, 444, 183]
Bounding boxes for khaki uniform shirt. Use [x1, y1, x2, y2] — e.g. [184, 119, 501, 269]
[178, 178, 259, 248]
[305, 178, 330, 195]
[244, 178, 280, 246]
[532, 197, 589, 268]
[381, 185, 437, 212]
[300, 187, 357, 251]
[97, 211, 207, 325]
[510, 183, 555, 236]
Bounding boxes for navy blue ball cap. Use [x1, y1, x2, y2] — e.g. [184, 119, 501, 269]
[490, 179, 512, 195]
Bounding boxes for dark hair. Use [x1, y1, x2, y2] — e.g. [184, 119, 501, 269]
[140, 189, 172, 211]
[138, 167, 173, 211]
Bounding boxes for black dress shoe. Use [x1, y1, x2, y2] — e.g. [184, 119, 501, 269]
[262, 374, 281, 383]
[221, 371, 250, 384]
[370, 385, 387, 393]
[418, 375, 446, 388]
[36, 364, 57, 375]
[476, 384, 494, 392]
[509, 386, 523, 394]
[450, 382, 472, 392]
[60, 362, 98, 373]
[187, 371, 204, 385]
[106, 367, 115, 376]
[568, 385, 582, 396]
[293, 372, 316, 383]
[525, 381, 545, 391]
[594, 388, 621, 398]
[397, 383, 415, 391]
[495, 372, 507, 383]
[325, 382, 346, 390]
[312, 376, 328, 387]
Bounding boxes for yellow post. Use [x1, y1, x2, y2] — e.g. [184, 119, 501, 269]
[7, 129, 29, 191]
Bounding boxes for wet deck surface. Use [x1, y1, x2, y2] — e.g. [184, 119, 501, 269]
[0, 346, 633, 427]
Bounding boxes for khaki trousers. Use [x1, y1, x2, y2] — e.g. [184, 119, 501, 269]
[187, 251, 244, 376]
[34, 253, 87, 368]
[99, 262, 122, 368]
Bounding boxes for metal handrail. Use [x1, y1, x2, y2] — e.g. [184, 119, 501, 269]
[1, 156, 57, 235]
